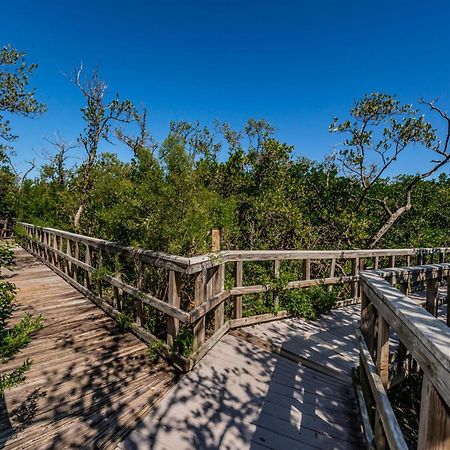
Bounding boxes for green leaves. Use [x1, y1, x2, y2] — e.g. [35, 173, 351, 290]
[0, 45, 46, 161]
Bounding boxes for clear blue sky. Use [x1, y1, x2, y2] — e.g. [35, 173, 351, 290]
[3, 0, 450, 176]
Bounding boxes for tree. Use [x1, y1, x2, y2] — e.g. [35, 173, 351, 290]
[72, 65, 136, 231]
[0, 45, 46, 164]
[331, 93, 450, 247]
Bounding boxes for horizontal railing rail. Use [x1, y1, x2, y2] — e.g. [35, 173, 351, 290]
[15, 222, 450, 375]
[357, 265, 450, 449]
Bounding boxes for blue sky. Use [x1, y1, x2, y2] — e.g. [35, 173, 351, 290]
[3, 0, 450, 176]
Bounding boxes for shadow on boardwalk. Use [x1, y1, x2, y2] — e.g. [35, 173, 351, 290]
[120, 329, 363, 450]
[0, 249, 178, 450]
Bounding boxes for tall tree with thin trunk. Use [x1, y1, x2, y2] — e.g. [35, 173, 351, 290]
[72, 65, 135, 231]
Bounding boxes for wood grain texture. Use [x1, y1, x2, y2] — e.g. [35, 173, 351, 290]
[1, 248, 178, 450]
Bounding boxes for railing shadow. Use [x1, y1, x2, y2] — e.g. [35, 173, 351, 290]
[0, 250, 178, 449]
[121, 318, 364, 449]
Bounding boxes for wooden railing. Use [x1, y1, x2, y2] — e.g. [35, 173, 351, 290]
[0, 219, 14, 239]
[357, 265, 450, 449]
[17, 222, 450, 373]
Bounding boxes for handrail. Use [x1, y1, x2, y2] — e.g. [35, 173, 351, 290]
[15, 222, 450, 378]
[358, 265, 450, 449]
[17, 222, 449, 273]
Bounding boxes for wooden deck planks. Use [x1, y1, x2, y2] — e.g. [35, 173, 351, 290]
[1, 248, 178, 450]
[120, 331, 364, 450]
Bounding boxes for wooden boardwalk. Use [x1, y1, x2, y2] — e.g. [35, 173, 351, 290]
[1, 248, 365, 449]
[119, 307, 364, 449]
[0, 248, 178, 450]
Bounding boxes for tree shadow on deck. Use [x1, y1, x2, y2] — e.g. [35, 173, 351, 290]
[0, 250, 178, 449]
[121, 325, 364, 450]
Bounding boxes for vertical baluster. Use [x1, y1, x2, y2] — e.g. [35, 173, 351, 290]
[213, 264, 225, 331]
[426, 277, 439, 317]
[84, 244, 92, 289]
[373, 315, 389, 450]
[74, 241, 79, 282]
[167, 270, 180, 348]
[234, 261, 243, 319]
[66, 239, 72, 276]
[136, 260, 144, 327]
[303, 258, 311, 281]
[328, 258, 336, 292]
[273, 259, 280, 309]
[193, 269, 206, 351]
[351, 257, 360, 300]
[417, 374, 450, 449]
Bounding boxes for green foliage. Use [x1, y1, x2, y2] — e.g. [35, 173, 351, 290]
[0, 244, 14, 268]
[173, 326, 193, 357]
[0, 358, 31, 394]
[0, 244, 43, 394]
[91, 264, 111, 283]
[0, 313, 43, 362]
[116, 312, 133, 331]
[147, 339, 164, 361]
[0, 45, 46, 160]
[273, 272, 338, 320]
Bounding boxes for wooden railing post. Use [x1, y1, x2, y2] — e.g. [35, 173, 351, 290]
[214, 264, 225, 331]
[303, 258, 311, 281]
[84, 244, 92, 289]
[447, 274, 450, 328]
[388, 255, 395, 268]
[373, 316, 391, 450]
[113, 273, 122, 311]
[193, 269, 206, 351]
[74, 241, 79, 281]
[273, 259, 280, 309]
[328, 258, 336, 292]
[167, 270, 180, 348]
[210, 229, 224, 331]
[136, 260, 144, 327]
[66, 239, 72, 276]
[351, 257, 360, 300]
[418, 374, 450, 450]
[234, 261, 243, 319]
[426, 277, 439, 317]
[96, 249, 103, 296]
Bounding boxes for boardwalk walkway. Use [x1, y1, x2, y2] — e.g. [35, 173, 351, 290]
[0, 248, 178, 450]
[2, 248, 364, 449]
[119, 306, 363, 450]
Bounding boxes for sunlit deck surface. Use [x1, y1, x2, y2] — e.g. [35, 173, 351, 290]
[2, 248, 367, 449]
[0, 248, 178, 450]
